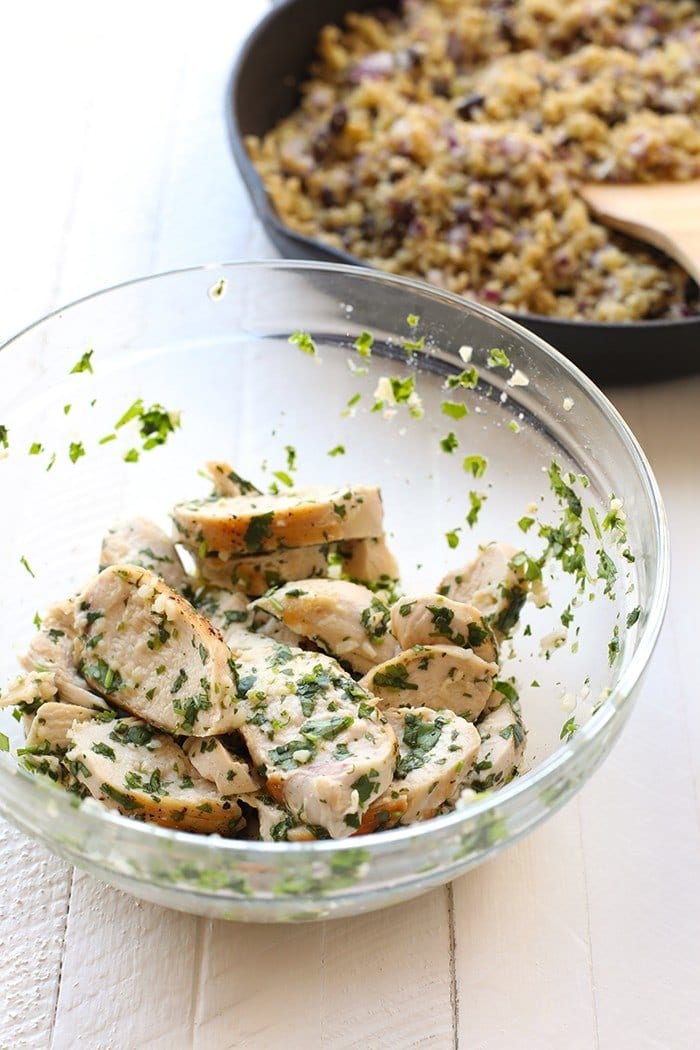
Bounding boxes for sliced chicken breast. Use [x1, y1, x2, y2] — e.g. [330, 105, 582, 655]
[0, 669, 66, 716]
[20, 599, 109, 710]
[438, 541, 530, 638]
[205, 460, 261, 498]
[193, 586, 250, 634]
[25, 701, 99, 752]
[338, 535, 399, 585]
[361, 645, 497, 721]
[253, 579, 397, 674]
[246, 794, 318, 842]
[66, 717, 244, 834]
[74, 565, 243, 736]
[361, 707, 480, 828]
[100, 516, 188, 592]
[183, 737, 258, 795]
[390, 594, 497, 663]
[236, 646, 397, 838]
[171, 485, 384, 556]
[466, 701, 527, 792]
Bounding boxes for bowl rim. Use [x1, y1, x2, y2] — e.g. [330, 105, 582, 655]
[226, 0, 700, 335]
[0, 258, 671, 862]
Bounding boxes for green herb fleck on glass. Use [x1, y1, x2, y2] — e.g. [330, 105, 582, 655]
[487, 348, 510, 369]
[463, 454, 487, 479]
[445, 367, 478, 390]
[354, 331, 374, 358]
[70, 349, 94, 375]
[440, 432, 458, 454]
[560, 716, 579, 742]
[626, 606, 641, 628]
[69, 441, 85, 464]
[466, 491, 486, 528]
[445, 529, 460, 549]
[20, 555, 35, 578]
[289, 330, 317, 356]
[441, 400, 468, 420]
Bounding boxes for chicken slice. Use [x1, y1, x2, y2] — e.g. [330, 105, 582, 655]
[19, 599, 109, 710]
[246, 794, 318, 842]
[361, 645, 497, 721]
[205, 460, 261, 498]
[339, 535, 399, 586]
[25, 702, 99, 752]
[193, 585, 250, 635]
[171, 485, 384, 556]
[466, 702, 527, 792]
[74, 565, 243, 736]
[0, 668, 67, 716]
[236, 646, 397, 838]
[99, 516, 188, 592]
[66, 717, 244, 834]
[390, 594, 497, 663]
[360, 707, 480, 828]
[183, 737, 258, 795]
[438, 541, 533, 638]
[253, 579, 397, 674]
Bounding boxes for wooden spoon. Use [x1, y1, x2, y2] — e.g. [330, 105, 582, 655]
[580, 180, 700, 284]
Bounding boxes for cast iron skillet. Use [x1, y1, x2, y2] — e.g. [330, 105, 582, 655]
[227, 0, 700, 385]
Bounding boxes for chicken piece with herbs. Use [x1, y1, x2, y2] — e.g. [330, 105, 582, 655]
[99, 516, 189, 593]
[361, 645, 497, 721]
[253, 578, 397, 674]
[390, 593, 497, 663]
[360, 707, 480, 830]
[66, 717, 245, 834]
[172, 485, 385, 556]
[236, 645, 397, 838]
[75, 565, 243, 736]
[466, 700, 527, 793]
[438, 541, 543, 639]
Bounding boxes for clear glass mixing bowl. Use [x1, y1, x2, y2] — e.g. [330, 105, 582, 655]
[0, 262, 669, 921]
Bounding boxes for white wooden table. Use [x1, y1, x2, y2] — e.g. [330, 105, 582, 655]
[1, 4, 699, 1048]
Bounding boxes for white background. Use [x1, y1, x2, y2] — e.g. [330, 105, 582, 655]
[1, 3, 699, 1047]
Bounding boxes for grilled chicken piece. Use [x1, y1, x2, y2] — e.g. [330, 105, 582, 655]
[360, 707, 480, 828]
[99, 517, 188, 593]
[197, 535, 397, 597]
[20, 600, 109, 710]
[0, 669, 68, 716]
[361, 645, 497, 721]
[193, 586, 250, 635]
[74, 565, 243, 736]
[183, 737, 258, 795]
[66, 717, 244, 834]
[253, 579, 397, 674]
[236, 646, 397, 838]
[25, 702, 98, 751]
[247, 794, 318, 842]
[390, 594, 497, 663]
[338, 535, 399, 585]
[438, 542, 532, 638]
[466, 702, 527, 792]
[171, 485, 384, 556]
[205, 460, 261, 498]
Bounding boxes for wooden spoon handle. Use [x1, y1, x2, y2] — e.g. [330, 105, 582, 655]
[581, 181, 700, 285]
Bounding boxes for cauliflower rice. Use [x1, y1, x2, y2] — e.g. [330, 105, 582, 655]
[247, 0, 700, 321]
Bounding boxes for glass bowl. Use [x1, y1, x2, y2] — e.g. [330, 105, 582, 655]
[0, 261, 669, 921]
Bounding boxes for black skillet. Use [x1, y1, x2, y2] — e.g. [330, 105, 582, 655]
[226, 0, 700, 385]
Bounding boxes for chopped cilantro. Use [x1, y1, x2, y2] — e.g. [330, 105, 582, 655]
[440, 432, 458, 453]
[244, 511, 274, 551]
[100, 783, 142, 810]
[351, 770, 379, 804]
[487, 348, 510, 368]
[518, 516, 535, 533]
[123, 448, 139, 463]
[328, 445, 345, 457]
[406, 313, 419, 327]
[626, 606, 641, 628]
[28, 442, 43, 456]
[560, 716, 579, 742]
[70, 348, 94, 374]
[372, 664, 418, 691]
[0, 425, 8, 449]
[463, 454, 487, 479]
[441, 400, 468, 420]
[19, 555, 35, 578]
[0, 732, 9, 752]
[289, 330, 317, 356]
[466, 490, 486, 528]
[92, 742, 116, 761]
[445, 529, 461, 549]
[273, 470, 293, 488]
[608, 625, 620, 666]
[69, 441, 85, 464]
[445, 367, 478, 390]
[354, 331, 374, 358]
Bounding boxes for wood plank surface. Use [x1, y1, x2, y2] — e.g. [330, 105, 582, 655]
[0, 4, 699, 1050]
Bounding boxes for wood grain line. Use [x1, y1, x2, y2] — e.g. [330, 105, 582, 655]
[446, 883, 459, 1050]
[47, 869, 74, 1050]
